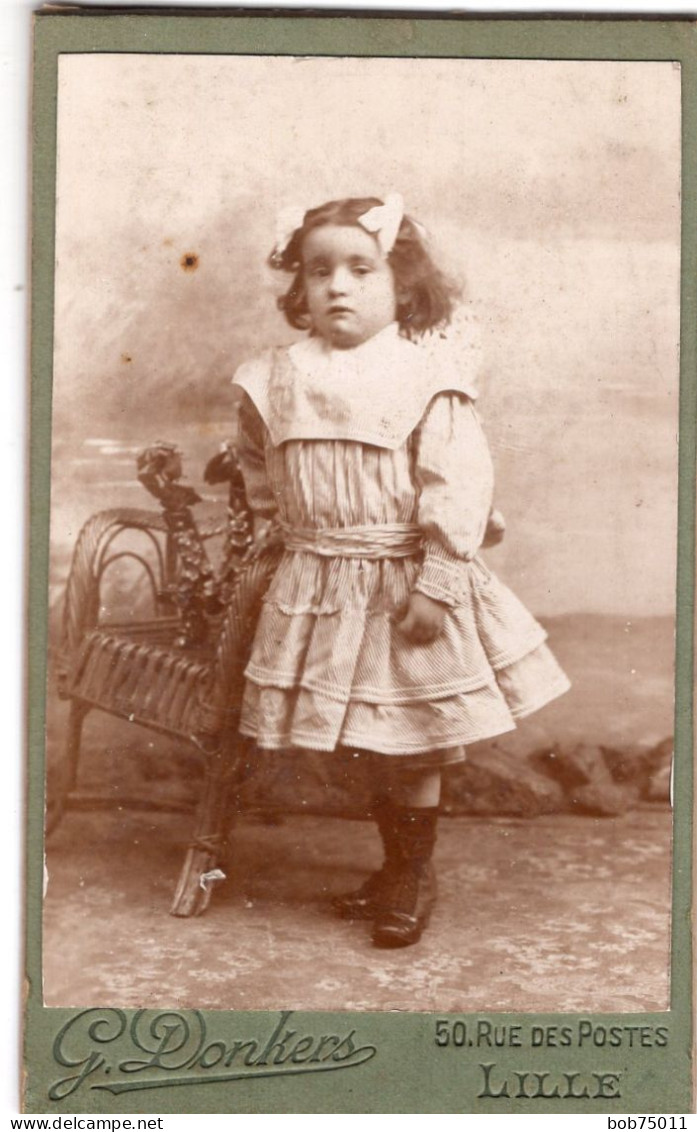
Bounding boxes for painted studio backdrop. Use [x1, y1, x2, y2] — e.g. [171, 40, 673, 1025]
[43, 55, 680, 1012]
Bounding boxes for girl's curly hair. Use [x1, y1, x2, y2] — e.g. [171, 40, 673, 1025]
[269, 197, 460, 339]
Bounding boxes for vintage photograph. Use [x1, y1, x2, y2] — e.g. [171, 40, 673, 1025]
[43, 53, 680, 1014]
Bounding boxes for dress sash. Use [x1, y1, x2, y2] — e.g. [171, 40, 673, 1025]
[280, 521, 422, 559]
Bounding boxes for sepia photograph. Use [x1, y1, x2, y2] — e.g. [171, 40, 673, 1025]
[42, 51, 680, 1018]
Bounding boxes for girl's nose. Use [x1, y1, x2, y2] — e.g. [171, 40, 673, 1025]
[328, 267, 350, 294]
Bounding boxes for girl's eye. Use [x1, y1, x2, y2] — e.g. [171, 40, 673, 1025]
[352, 265, 372, 276]
[307, 266, 330, 278]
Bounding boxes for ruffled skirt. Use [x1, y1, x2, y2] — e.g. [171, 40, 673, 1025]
[239, 550, 570, 758]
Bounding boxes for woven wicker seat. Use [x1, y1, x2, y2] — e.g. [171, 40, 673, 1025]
[69, 619, 213, 737]
[52, 451, 281, 917]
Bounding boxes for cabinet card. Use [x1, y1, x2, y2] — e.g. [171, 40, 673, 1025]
[26, 12, 694, 1115]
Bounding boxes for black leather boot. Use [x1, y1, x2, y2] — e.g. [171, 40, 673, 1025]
[372, 806, 438, 948]
[331, 804, 397, 920]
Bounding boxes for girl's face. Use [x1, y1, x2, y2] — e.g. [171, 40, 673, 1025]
[301, 224, 398, 349]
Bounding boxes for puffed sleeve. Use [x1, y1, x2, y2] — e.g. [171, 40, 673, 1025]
[236, 390, 278, 518]
[412, 392, 494, 607]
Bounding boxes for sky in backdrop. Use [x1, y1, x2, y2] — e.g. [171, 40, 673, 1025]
[52, 55, 681, 617]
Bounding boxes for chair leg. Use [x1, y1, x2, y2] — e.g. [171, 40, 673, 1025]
[45, 700, 88, 836]
[170, 744, 236, 917]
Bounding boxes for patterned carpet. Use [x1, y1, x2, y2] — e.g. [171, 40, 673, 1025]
[43, 807, 671, 1013]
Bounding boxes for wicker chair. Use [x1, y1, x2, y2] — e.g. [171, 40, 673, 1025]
[52, 442, 281, 917]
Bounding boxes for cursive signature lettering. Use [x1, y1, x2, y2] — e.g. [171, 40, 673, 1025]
[50, 1010, 377, 1101]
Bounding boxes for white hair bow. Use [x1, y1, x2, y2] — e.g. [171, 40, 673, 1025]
[270, 205, 306, 266]
[270, 194, 415, 267]
[357, 193, 404, 254]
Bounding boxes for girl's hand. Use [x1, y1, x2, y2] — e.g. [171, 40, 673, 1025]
[398, 592, 448, 644]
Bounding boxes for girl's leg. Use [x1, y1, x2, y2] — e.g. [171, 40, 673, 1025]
[331, 800, 398, 918]
[371, 764, 442, 949]
[332, 755, 440, 920]
[331, 750, 397, 919]
[331, 758, 442, 938]
[381, 765, 441, 808]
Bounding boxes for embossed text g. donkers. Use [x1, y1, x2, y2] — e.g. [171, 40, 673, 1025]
[50, 1009, 377, 1101]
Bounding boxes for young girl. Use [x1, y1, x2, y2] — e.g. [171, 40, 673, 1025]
[232, 194, 569, 949]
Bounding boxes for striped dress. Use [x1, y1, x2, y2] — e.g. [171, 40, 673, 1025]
[233, 325, 569, 763]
